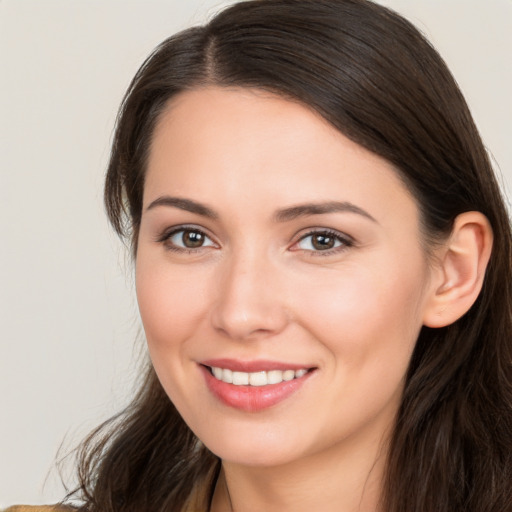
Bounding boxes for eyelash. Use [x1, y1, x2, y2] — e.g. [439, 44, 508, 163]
[292, 229, 354, 256]
[156, 226, 354, 256]
[156, 225, 216, 254]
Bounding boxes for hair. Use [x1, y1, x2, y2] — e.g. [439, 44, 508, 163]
[67, 1, 512, 511]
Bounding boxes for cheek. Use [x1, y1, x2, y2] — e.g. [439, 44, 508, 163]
[135, 255, 210, 352]
[293, 256, 427, 375]
[289, 261, 428, 439]
[135, 255, 213, 417]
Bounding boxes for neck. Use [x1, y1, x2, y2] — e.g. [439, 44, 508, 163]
[210, 428, 389, 512]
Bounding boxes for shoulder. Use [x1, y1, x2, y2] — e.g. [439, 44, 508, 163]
[2, 506, 74, 512]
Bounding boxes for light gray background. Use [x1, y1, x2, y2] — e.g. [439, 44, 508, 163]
[1, 0, 511, 506]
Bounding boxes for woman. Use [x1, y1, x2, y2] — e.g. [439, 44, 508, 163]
[7, 0, 512, 511]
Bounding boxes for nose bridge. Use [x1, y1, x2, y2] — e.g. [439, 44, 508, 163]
[211, 244, 288, 340]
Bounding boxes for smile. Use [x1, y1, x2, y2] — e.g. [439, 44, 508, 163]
[200, 361, 316, 412]
[209, 366, 309, 386]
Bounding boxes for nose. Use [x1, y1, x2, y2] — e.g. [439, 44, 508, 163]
[210, 251, 289, 341]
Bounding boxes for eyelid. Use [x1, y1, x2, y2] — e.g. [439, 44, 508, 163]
[154, 224, 354, 255]
[290, 228, 355, 255]
[155, 224, 218, 251]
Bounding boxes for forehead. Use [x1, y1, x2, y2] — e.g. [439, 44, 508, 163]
[144, 86, 418, 227]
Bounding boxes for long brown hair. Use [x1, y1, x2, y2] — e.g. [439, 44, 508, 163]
[68, 1, 512, 510]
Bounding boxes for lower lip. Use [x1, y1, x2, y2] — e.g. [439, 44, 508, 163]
[200, 365, 313, 412]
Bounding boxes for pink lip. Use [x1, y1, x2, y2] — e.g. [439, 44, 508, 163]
[199, 360, 315, 412]
[201, 358, 311, 372]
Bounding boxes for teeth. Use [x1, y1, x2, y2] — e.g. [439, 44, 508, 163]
[232, 371, 249, 385]
[212, 367, 223, 380]
[249, 371, 267, 386]
[210, 367, 310, 386]
[283, 370, 295, 381]
[267, 370, 283, 385]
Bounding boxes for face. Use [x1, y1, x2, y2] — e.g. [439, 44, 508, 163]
[136, 86, 436, 468]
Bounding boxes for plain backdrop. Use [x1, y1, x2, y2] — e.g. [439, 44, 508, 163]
[1, 0, 511, 506]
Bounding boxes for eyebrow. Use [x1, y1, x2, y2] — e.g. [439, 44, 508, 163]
[145, 196, 376, 224]
[145, 196, 218, 219]
[274, 201, 377, 223]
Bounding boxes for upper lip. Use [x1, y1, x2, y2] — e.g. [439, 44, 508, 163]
[201, 358, 315, 373]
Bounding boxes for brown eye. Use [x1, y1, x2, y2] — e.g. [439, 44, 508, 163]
[295, 230, 351, 253]
[311, 233, 335, 250]
[167, 228, 215, 250]
[182, 230, 205, 248]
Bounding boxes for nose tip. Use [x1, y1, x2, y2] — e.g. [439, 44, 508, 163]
[212, 301, 286, 340]
[210, 259, 289, 341]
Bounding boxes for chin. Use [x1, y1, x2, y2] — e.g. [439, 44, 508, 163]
[194, 419, 315, 468]
[210, 443, 300, 468]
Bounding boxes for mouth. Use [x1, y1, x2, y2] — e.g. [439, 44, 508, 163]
[207, 366, 311, 386]
[199, 360, 316, 412]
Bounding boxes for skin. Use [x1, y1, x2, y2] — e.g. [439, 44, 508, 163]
[136, 86, 442, 511]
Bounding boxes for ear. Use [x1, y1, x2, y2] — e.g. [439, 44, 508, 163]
[423, 211, 493, 328]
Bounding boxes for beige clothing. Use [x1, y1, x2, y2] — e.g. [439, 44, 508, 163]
[4, 502, 207, 512]
[2, 507, 73, 512]
[4, 484, 211, 512]
[5, 466, 216, 512]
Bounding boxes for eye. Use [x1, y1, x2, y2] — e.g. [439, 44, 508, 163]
[160, 227, 216, 251]
[294, 230, 353, 253]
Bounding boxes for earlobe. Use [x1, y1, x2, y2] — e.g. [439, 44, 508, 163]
[423, 212, 493, 328]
